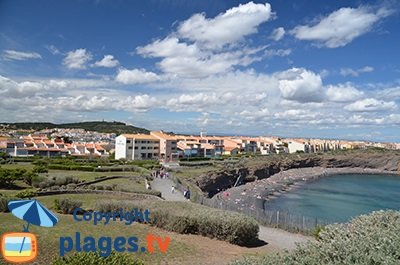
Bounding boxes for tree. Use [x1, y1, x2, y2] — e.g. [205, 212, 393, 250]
[23, 171, 39, 186]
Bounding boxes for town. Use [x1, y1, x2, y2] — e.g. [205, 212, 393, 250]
[1, 123, 399, 161]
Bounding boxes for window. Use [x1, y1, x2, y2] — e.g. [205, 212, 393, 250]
[128, 147, 132, 150]
[148, 147, 153, 149]
[134, 146, 138, 150]
[154, 146, 159, 149]
[127, 140, 131, 144]
[135, 140, 138, 144]
[141, 140, 146, 144]
[141, 146, 146, 150]
[171, 141, 176, 145]
[154, 153, 158, 156]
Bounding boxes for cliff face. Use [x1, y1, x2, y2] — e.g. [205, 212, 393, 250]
[196, 151, 400, 197]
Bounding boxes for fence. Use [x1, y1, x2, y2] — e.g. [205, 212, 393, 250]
[201, 196, 331, 234]
[169, 174, 330, 235]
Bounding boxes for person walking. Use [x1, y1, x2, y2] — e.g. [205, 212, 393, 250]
[171, 185, 175, 193]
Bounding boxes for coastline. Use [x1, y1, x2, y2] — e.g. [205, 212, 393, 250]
[217, 167, 399, 211]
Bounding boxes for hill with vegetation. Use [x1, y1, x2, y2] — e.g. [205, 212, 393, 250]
[1, 121, 149, 134]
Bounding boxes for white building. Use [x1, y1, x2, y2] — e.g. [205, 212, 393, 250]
[287, 139, 310, 153]
[115, 134, 160, 160]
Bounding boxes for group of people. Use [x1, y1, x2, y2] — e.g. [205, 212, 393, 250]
[151, 168, 169, 179]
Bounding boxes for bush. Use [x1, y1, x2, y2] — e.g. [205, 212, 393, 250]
[54, 199, 82, 214]
[23, 171, 40, 186]
[95, 200, 259, 246]
[52, 251, 143, 265]
[33, 165, 49, 173]
[0, 197, 9, 212]
[15, 189, 37, 199]
[231, 210, 400, 265]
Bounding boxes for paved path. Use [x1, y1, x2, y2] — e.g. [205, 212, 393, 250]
[151, 177, 187, 201]
[258, 225, 314, 251]
[151, 177, 313, 250]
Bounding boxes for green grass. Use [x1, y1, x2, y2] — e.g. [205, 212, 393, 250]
[93, 178, 146, 192]
[36, 193, 151, 210]
[0, 162, 35, 171]
[171, 165, 221, 181]
[47, 170, 144, 182]
[0, 212, 194, 265]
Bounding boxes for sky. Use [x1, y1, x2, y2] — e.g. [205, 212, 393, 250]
[0, 0, 400, 142]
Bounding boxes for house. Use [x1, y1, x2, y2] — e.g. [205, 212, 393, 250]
[115, 134, 160, 160]
[223, 146, 239, 156]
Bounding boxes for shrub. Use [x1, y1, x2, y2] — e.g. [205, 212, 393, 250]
[23, 171, 40, 186]
[66, 184, 77, 190]
[52, 251, 143, 265]
[54, 199, 82, 214]
[95, 185, 104, 190]
[15, 189, 37, 199]
[95, 200, 259, 246]
[33, 165, 49, 173]
[231, 210, 400, 265]
[0, 197, 9, 212]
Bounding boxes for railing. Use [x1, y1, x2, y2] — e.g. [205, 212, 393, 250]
[200, 196, 331, 234]
[169, 173, 331, 234]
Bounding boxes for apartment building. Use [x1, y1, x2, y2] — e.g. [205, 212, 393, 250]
[115, 134, 160, 160]
[150, 131, 178, 161]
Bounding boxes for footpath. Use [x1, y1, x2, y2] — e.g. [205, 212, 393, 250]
[150, 177, 187, 201]
[150, 176, 313, 250]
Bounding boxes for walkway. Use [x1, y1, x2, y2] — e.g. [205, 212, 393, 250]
[150, 177, 313, 250]
[150, 177, 187, 201]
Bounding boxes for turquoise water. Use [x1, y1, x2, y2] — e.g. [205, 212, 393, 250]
[264, 174, 400, 223]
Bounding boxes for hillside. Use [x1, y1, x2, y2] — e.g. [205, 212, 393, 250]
[1, 121, 149, 134]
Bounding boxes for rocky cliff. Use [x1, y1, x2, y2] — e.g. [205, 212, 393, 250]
[195, 150, 400, 197]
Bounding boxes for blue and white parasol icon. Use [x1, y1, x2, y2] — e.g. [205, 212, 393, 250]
[7, 199, 59, 253]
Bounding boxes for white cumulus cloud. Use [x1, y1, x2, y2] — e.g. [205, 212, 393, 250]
[291, 5, 392, 48]
[93, 55, 119, 68]
[345, 98, 396, 112]
[177, 1, 273, 49]
[277, 68, 324, 103]
[63, 48, 92, 69]
[115, 68, 160, 84]
[326, 84, 364, 102]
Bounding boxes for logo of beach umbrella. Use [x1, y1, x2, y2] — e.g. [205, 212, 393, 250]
[1, 199, 58, 263]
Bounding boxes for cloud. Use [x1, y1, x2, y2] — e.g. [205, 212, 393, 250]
[63, 48, 92, 69]
[377, 87, 400, 101]
[269, 27, 285, 41]
[177, 2, 273, 49]
[115, 68, 160, 84]
[291, 5, 392, 48]
[45, 45, 61, 55]
[326, 84, 364, 102]
[135, 2, 273, 78]
[2, 50, 42, 60]
[93, 55, 119, 68]
[264, 49, 291, 57]
[344, 98, 396, 112]
[340, 66, 374, 77]
[138, 37, 264, 78]
[277, 68, 324, 102]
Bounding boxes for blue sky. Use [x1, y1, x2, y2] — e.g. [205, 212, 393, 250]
[0, 0, 399, 141]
